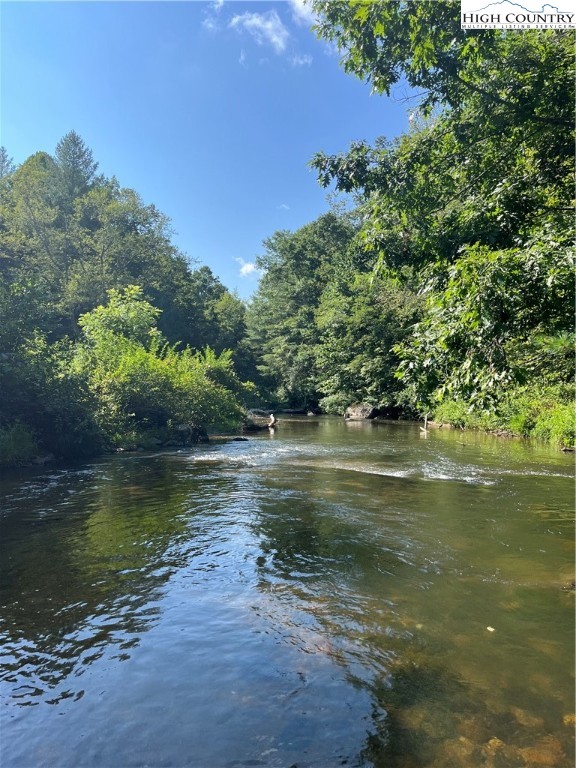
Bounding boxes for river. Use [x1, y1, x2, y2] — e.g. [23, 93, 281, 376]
[1, 417, 574, 767]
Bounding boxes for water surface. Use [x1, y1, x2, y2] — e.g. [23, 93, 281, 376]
[1, 418, 574, 767]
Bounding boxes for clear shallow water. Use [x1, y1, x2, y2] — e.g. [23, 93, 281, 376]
[0, 417, 574, 767]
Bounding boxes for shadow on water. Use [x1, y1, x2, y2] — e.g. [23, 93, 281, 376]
[0, 456, 230, 705]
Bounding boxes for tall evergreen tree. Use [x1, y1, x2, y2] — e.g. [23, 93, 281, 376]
[55, 130, 99, 207]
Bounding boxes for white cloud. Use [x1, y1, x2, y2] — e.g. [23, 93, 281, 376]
[289, 0, 317, 26]
[235, 257, 260, 277]
[239, 48, 247, 67]
[229, 11, 290, 54]
[202, 15, 218, 31]
[277, 203, 290, 210]
[324, 40, 342, 58]
[202, 1, 224, 32]
[290, 53, 313, 67]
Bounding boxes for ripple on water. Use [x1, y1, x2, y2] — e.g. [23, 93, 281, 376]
[193, 439, 504, 486]
[0, 424, 574, 767]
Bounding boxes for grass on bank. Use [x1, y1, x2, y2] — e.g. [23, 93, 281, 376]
[433, 384, 575, 448]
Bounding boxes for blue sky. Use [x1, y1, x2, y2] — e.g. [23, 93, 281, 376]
[1, 0, 411, 299]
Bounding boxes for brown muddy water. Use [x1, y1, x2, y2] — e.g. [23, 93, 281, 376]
[0, 417, 574, 767]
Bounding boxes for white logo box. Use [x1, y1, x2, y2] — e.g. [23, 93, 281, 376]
[461, 0, 576, 28]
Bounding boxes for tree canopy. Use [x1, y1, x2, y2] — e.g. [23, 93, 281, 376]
[306, 2, 574, 430]
[1, 6, 574, 464]
[0, 134, 256, 465]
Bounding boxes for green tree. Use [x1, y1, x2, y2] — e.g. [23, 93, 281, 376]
[1, 135, 249, 352]
[311, 6, 573, 271]
[55, 130, 99, 210]
[0, 147, 15, 179]
[73, 287, 245, 447]
[0, 134, 258, 464]
[395, 232, 575, 410]
[0, 332, 102, 463]
[246, 212, 357, 407]
[312, 2, 573, 122]
[7, 152, 66, 285]
[65, 179, 185, 324]
[316, 273, 421, 413]
[78, 285, 162, 348]
[310, 2, 574, 423]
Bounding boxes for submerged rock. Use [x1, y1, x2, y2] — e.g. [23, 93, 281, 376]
[510, 706, 545, 728]
[482, 737, 505, 757]
[440, 736, 476, 763]
[486, 737, 524, 765]
[518, 735, 566, 766]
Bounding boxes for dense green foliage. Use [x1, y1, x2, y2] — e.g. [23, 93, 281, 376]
[1, 5, 574, 463]
[0, 134, 252, 466]
[315, 272, 422, 414]
[72, 286, 247, 449]
[244, 209, 424, 414]
[315, 4, 574, 443]
[247, 212, 362, 408]
[247, 2, 573, 445]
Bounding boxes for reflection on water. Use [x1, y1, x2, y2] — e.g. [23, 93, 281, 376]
[0, 418, 574, 767]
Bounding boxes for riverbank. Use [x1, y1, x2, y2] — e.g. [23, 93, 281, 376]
[2, 402, 574, 472]
[432, 388, 575, 449]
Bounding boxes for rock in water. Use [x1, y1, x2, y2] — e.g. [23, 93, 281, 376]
[344, 403, 378, 420]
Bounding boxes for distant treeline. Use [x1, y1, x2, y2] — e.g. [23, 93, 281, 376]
[1, 3, 574, 466]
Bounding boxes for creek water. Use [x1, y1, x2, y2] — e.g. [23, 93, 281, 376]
[0, 417, 574, 768]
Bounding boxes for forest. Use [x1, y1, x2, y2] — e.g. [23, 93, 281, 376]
[1, 1, 574, 467]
